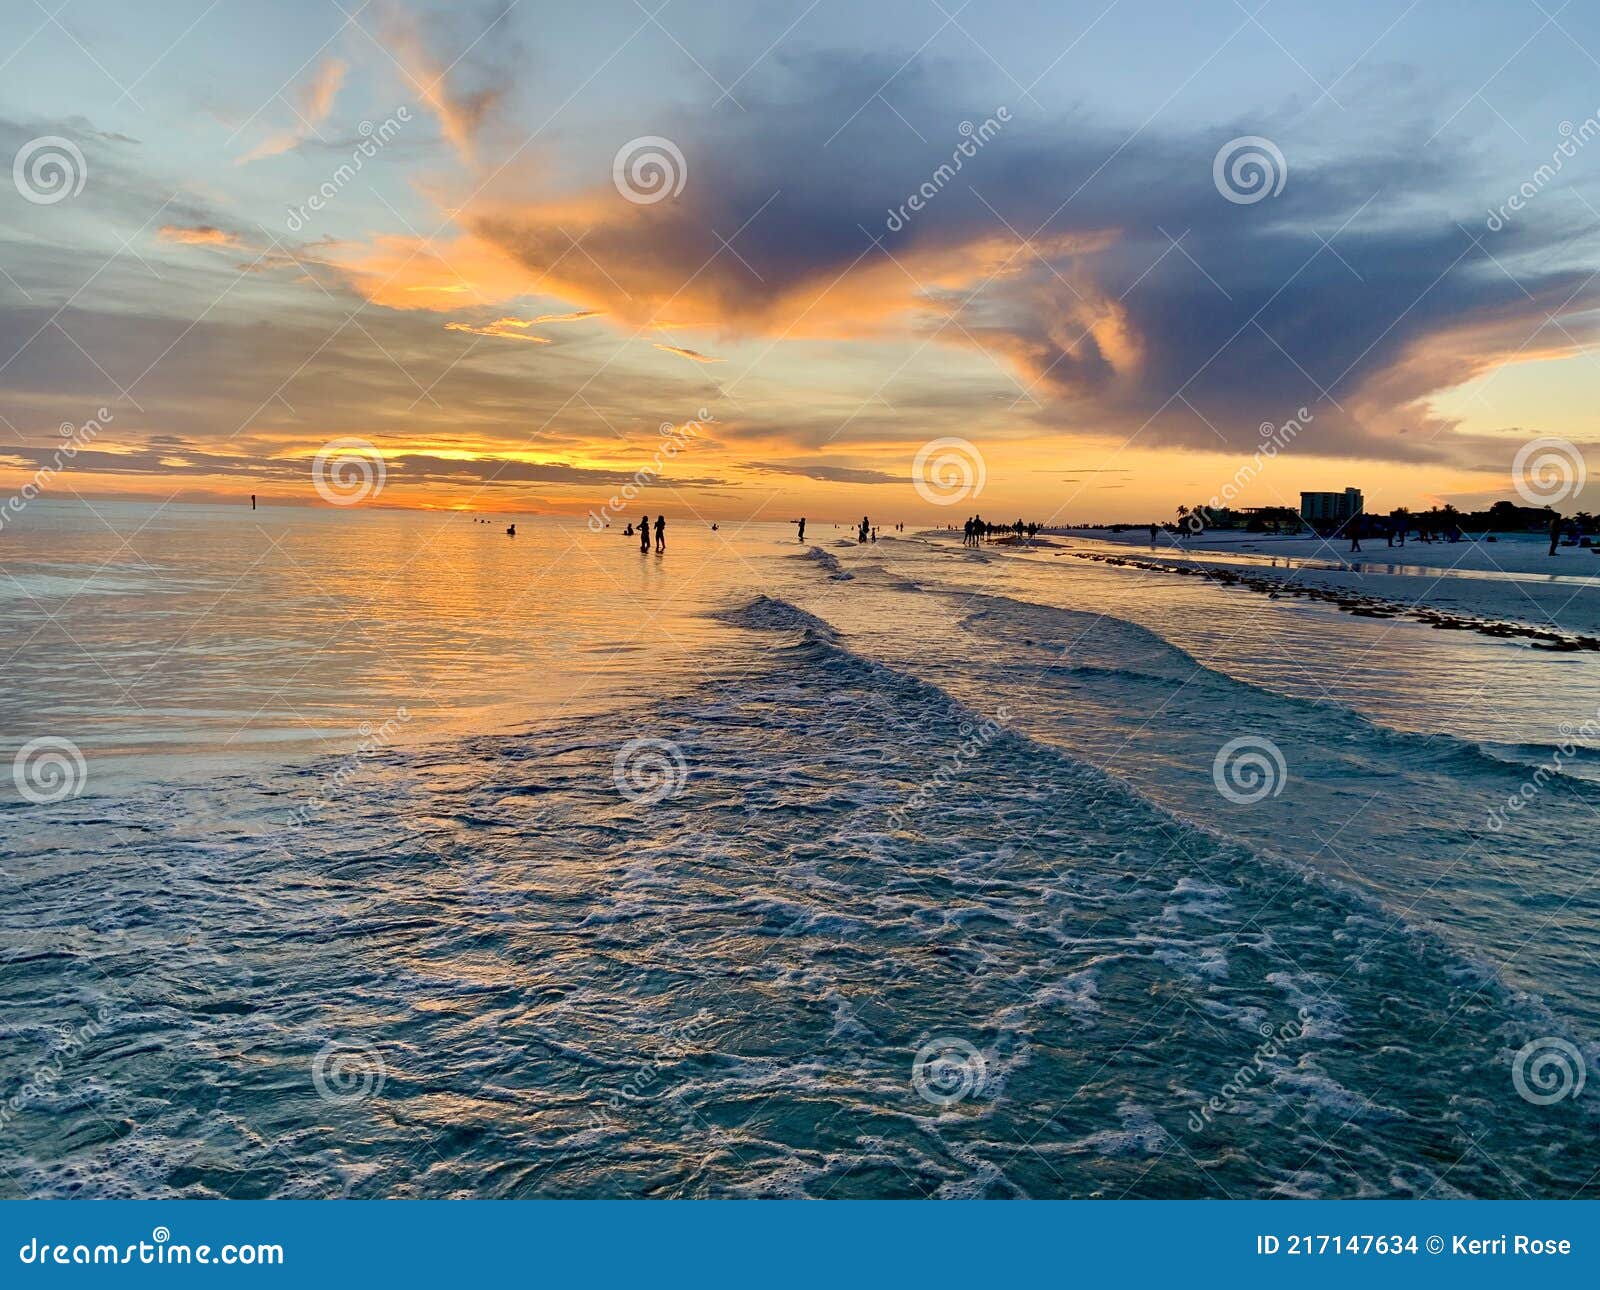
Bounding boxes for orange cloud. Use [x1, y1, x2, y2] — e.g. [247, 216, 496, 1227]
[445, 319, 552, 343]
[158, 224, 242, 248]
[333, 233, 537, 310]
[381, 7, 500, 165]
[653, 343, 722, 363]
[237, 57, 347, 164]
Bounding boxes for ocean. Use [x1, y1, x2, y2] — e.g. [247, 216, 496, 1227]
[3, 500, 1598, 1198]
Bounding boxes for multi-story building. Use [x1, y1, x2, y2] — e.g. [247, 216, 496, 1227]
[1299, 488, 1363, 533]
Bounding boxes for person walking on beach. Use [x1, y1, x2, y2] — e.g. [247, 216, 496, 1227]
[640, 516, 651, 553]
[654, 514, 666, 552]
[1550, 511, 1563, 556]
[1347, 521, 1361, 553]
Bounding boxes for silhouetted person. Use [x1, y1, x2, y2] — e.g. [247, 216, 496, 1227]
[251, 494, 256, 511]
[1347, 522, 1360, 553]
[654, 514, 666, 552]
[640, 516, 651, 553]
[1550, 512, 1563, 556]
[506, 524, 516, 536]
[794, 517, 806, 542]
[858, 515, 869, 544]
[1149, 523, 1158, 548]
[624, 522, 633, 536]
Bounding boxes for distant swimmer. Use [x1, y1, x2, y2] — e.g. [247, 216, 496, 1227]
[640, 516, 651, 553]
[506, 524, 516, 536]
[794, 517, 806, 542]
[654, 513, 666, 552]
[624, 523, 634, 536]
[711, 522, 719, 531]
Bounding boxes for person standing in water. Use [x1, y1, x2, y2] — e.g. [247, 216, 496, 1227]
[640, 516, 651, 553]
[654, 513, 666, 552]
[1550, 511, 1564, 556]
[794, 517, 806, 542]
[858, 516, 869, 544]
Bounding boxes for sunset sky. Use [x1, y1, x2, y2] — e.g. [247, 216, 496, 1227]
[2, 0, 1598, 521]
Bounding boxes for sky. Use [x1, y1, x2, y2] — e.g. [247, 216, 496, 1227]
[1, 0, 1598, 522]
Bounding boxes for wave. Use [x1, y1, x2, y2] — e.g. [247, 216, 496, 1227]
[796, 546, 852, 580]
[5, 586, 1598, 1199]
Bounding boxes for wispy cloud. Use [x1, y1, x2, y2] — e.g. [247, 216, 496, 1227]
[236, 57, 348, 164]
[445, 318, 552, 343]
[748, 460, 900, 484]
[157, 223, 242, 248]
[380, 4, 517, 166]
[653, 343, 722, 364]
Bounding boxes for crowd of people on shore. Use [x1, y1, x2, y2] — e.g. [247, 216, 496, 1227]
[963, 516, 1044, 547]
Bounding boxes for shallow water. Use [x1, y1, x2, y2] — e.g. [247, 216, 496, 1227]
[3, 504, 1598, 1198]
